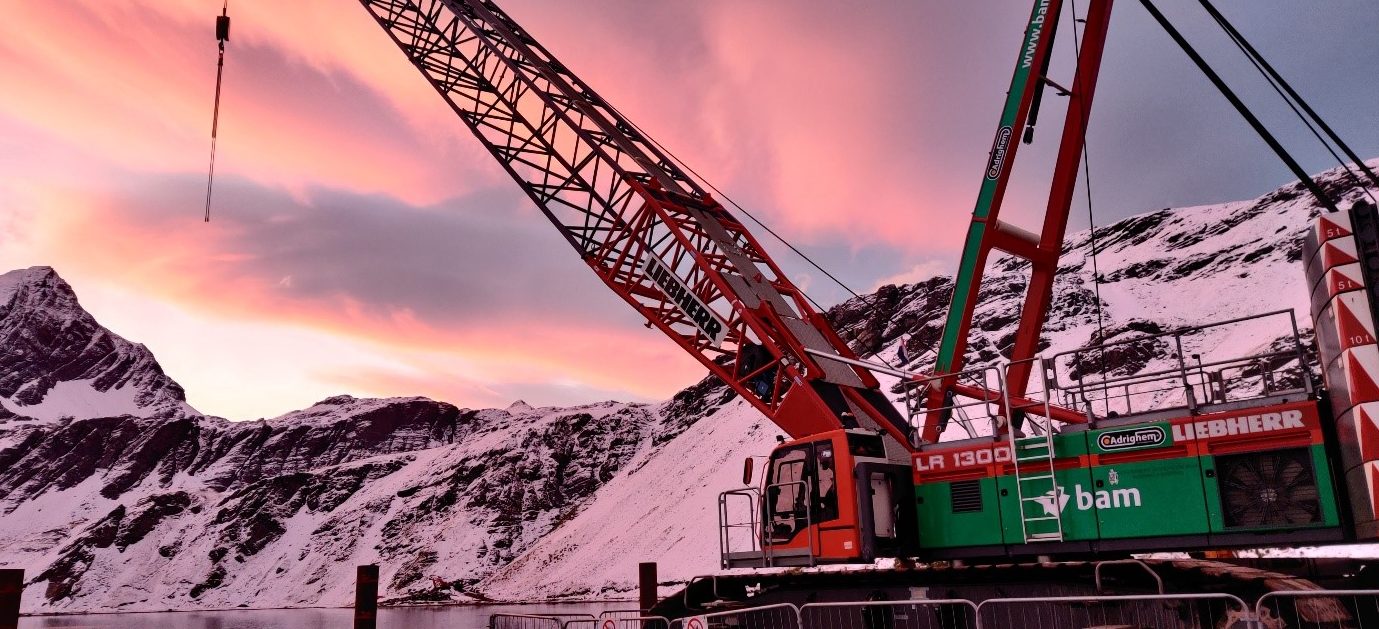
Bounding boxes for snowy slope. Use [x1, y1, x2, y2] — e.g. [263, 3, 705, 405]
[0, 268, 669, 613]
[480, 397, 772, 600]
[0, 395, 659, 613]
[0, 161, 1375, 612]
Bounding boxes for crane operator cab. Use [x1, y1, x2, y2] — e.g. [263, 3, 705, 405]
[722, 429, 918, 568]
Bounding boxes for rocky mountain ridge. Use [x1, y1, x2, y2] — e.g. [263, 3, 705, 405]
[0, 267, 192, 422]
[0, 268, 731, 611]
[0, 160, 1375, 611]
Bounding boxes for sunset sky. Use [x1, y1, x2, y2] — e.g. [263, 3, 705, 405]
[2, 1, 1375, 420]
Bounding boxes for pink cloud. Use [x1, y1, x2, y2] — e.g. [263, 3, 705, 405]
[14, 182, 702, 407]
[0, 1, 496, 206]
[0, 1, 1077, 416]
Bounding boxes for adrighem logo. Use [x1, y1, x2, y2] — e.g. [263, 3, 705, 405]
[985, 126, 1013, 180]
[1097, 426, 1167, 452]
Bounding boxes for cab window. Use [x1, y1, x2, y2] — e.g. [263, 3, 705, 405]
[847, 433, 886, 458]
[814, 441, 839, 522]
[765, 446, 810, 541]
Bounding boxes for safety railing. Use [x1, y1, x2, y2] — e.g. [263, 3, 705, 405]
[718, 487, 760, 569]
[976, 593, 1251, 629]
[1255, 589, 1379, 628]
[491, 591, 1379, 629]
[800, 599, 979, 629]
[492, 613, 595, 629]
[670, 603, 801, 629]
[901, 364, 1008, 440]
[1047, 309, 1312, 420]
[719, 480, 815, 569]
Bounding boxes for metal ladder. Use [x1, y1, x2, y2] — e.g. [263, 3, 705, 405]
[1006, 359, 1065, 543]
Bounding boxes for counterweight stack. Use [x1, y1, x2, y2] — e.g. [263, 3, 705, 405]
[1305, 202, 1379, 537]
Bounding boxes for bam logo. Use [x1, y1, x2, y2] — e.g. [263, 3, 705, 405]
[1097, 426, 1167, 452]
[1032, 483, 1142, 517]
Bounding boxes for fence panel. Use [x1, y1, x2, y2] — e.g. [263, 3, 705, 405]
[801, 599, 978, 629]
[566, 616, 671, 629]
[671, 603, 800, 629]
[1256, 589, 1379, 628]
[976, 593, 1249, 629]
[491, 613, 575, 629]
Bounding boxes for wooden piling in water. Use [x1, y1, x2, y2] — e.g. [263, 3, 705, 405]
[638, 562, 657, 613]
[0, 569, 21, 629]
[354, 564, 378, 629]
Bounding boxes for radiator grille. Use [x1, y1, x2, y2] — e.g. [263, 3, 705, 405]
[950, 479, 984, 513]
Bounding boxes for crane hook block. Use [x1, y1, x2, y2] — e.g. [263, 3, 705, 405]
[216, 11, 230, 42]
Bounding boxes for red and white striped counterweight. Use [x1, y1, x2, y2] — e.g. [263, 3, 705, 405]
[1305, 206, 1379, 537]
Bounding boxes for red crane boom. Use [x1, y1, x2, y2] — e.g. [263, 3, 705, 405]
[357, 0, 914, 447]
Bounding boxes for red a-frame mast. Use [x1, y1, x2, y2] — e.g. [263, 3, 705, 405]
[923, 0, 1114, 442]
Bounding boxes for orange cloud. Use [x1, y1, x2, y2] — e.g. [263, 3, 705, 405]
[14, 181, 702, 410]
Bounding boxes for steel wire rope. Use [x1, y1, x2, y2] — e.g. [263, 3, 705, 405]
[1140, 0, 1341, 214]
[602, 102, 918, 373]
[1068, 0, 1111, 411]
[1199, 0, 1379, 207]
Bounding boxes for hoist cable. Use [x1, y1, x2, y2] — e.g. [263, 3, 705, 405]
[1198, 0, 1379, 206]
[605, 101, 914, 371]
[204, 3, 230, 222]
[1070, 0, 1111, 408]
[1139, 0, 1340, 213]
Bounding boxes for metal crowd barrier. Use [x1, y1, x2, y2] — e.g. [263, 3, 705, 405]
[492, 590, 1379, 629]
[976, 593, 1251, 629]
[1255, 589, 1379, 628]
[564, 616, 671, 629]
[491, 613, 593, 629]
[800, 600, 979, 629]
[669, 603, 801, 629]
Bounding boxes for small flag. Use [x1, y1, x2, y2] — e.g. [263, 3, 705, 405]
[897, 337, 909, 364]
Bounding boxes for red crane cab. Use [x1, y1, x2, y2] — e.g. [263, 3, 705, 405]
[723, 429, 918, 568]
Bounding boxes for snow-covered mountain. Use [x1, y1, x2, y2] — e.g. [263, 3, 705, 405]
[0, 267, 193, 423]
[0, 161, 1374, 612]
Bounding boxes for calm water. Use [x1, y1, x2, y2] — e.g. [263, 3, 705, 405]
[19, 602, 612, 629]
